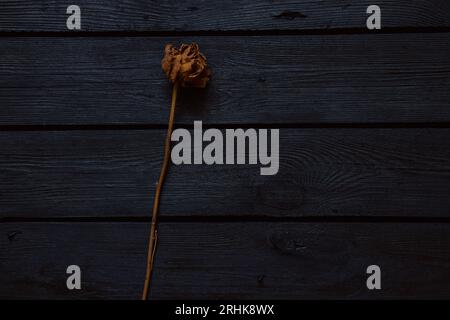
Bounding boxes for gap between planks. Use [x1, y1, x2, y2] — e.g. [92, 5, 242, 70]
[3, 123, 450, 132]
[1, 27, 450, 38]
[3, 216, 450, 224]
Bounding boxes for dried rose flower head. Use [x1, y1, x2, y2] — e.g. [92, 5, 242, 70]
[161, 43, 211, 88]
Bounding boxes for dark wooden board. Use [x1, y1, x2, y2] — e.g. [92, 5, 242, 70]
[1, 1, 450, 32]
[1, 34, 450, 125]
[1, 128, 450, 218]
[1, 222, 450, 299]
[2, 1, 450, 301]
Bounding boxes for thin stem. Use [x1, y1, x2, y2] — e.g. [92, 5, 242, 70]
[142, 81, 179, 300]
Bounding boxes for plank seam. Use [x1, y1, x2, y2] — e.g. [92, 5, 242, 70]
[2, 216, 450, 224]
[3, 123, 450, 132]
[1, 27, 450, 37]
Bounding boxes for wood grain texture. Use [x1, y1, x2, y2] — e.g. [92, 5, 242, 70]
[1, 128, 450, 218]
[1, 34, 450, 125]
[1, 222, 450, 299]
[1, 1, 450, 32]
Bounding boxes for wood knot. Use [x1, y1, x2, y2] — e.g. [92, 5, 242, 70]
[257, 77, 266, 83]
[8, 231, 22, 242]
[257, 274, 266, 286]
[269, 231, 307, 255]
[257, 175, 304, 211]
[273, 11, 307, 20]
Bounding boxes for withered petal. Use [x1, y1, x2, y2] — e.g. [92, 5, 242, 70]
[161, 43, 211, 88]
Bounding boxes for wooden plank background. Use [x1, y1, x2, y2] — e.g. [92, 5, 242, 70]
[1, 1, 450, 299]
[1, 34, 450, 125]
[1, 129, 450, 218]
[1, 0, 450, 32]
[2, 222, 450, 299]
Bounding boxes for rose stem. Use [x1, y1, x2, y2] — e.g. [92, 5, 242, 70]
[142, 81, 179, 300]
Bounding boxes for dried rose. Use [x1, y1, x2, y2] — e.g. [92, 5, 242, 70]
[161, 43, 211, 88]
[144, 43, 211, 300]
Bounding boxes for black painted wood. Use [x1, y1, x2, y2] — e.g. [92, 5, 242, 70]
[1, 34, 450, 126]
[2, 0, 450, 301]
[1, 1, 450, 32]
[1, 128, 450, 219]
[1, 222, 450, 299]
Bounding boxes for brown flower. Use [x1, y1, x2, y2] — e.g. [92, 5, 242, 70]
[161, 43, 211, 88]
[144, 43, 211, 300]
